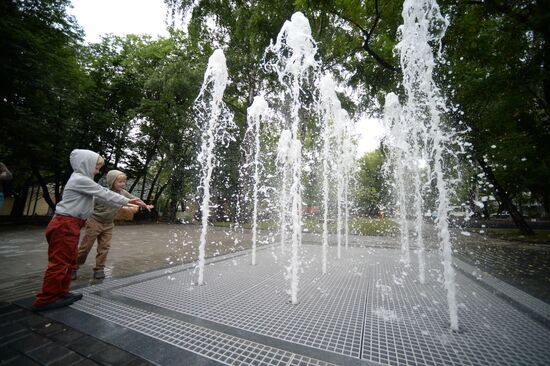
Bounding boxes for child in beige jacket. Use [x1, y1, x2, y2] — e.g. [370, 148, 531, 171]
[74, 169, 153, 279]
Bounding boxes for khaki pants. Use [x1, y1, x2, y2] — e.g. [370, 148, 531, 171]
[77, 217, 113, 271]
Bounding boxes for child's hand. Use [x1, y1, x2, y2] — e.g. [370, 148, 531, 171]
[145, 204, 154, 210]
[128, 198, 151, 211]
[123, 204, 140, 213]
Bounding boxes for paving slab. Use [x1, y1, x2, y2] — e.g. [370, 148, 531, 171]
[14, 243, 550, 366]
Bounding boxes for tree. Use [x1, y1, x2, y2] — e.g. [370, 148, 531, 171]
[355, 148, 387, 216]
[300, 0, 549, 231]
[83, 32, 206, 221]
[0, 0, 87, 214]
[440, 1, 550, 231]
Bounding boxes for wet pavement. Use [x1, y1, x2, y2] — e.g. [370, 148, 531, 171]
[0, 222, 549, 305]
[0, 222, 549, 365]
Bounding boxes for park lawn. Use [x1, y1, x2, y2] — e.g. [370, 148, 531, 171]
[470, 228, 550, 244]
[211, 217, 399, 237]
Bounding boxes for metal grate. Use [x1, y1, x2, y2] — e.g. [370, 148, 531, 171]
[73, 294, 336, 366]
[62, 244, 550, 365]
[360, 249, 550, 366]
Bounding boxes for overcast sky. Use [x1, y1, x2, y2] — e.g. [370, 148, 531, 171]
[68, 0, 384, 156]
[68, 0, 170, 43]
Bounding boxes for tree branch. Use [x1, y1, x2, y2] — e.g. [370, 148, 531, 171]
[325, 1, 399, 72]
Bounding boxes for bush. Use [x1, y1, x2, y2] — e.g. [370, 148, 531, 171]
[350, 218, 399, 236]
[208, 217, 399, 237]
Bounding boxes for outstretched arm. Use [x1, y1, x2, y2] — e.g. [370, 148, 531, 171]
[128, 198, 153, 211]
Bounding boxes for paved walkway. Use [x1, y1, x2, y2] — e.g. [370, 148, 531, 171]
[0, 222, 549, 365]
[0, 302, 152, 365]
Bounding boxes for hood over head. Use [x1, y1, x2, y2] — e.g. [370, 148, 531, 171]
[106, 169, 126, 189]
[69, 149, 99, 179]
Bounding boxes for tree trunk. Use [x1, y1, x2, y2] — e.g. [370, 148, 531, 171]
[31, 166, 56, 212]
[155, 183, 168, 208]
[128, 174, 142, 193]
[140, 172, 147, 201]
[54, 167, 62, 204]
[146, 160, 164, 203]
[541, 192, 550, 219]
[10, 177, 31, 217]
[477, 158, 534, 235]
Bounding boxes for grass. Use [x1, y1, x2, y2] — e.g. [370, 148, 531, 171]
[469, 228, 550, 244]
[210, 217, 399, 237]
[350, 218, 399, 236]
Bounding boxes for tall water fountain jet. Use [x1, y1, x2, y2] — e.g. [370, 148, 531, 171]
[319, 76, 333, 273]
[244, 95, 270, 265]
[194, 49, 235, 286]
[384, 95, 412, 265]
[276, 129, 292, 255]
[318, 74, 355, 267]
[337, 108, 355, 254]
[391, 0, 458, 330]
[264, 12, 319, 304]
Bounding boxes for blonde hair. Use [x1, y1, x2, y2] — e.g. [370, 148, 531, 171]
[96, 155, 105, 167]
[115, 173, 127, 182]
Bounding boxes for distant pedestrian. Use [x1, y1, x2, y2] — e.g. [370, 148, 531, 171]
[0, 162, 12, 209]
[32, 150, 150, 311]
[74, 169, 153, 280]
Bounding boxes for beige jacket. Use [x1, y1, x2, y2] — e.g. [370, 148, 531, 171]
[91, 170, 136, 224]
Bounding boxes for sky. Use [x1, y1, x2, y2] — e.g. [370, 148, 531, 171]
[68, 0, 384, 156]
[68, 0, 171, 43]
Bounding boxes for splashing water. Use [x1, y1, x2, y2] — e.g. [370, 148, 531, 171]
[383, 93, 411, 265]
[264, 12, 319, 304]
[338, 108, 355, 254]
[389, 0, 458, 330]
[245, 95, 270, 265]
[318, 74, 355, 271]
[276, 129, 292, 254]
[194, 49, 235, 286]
[319, 75, 333, 273]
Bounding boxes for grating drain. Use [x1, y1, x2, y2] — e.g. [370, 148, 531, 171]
[60, 245, 550, 365]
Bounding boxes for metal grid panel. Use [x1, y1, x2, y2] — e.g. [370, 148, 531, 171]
[455, 256, 550, 321]
[79, 248, 251, 295]
[110, 245, 550, 365]
[66, 244, 550, 366]
[113, 251, 283, 316]
[116, 245, 368, 358]
[72, 294, 336, 366]
[73, 293, 152, 326]
[361, 249, 550, 366]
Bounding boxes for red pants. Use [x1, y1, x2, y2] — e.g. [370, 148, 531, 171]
[33, 215, 85, 307]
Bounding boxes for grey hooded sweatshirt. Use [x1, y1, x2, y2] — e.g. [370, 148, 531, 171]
[91, 169, 136, 224]
[55, 149, 129, 219]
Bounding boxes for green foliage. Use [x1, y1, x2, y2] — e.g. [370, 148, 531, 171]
[0, 0, 86, 207]
[441, 1, 550, 216]
[85, 32, 206, 220]
[297, 0, 403, 111]
[354, 149, 387, 216]
[3, 0, 549, 223]
[350, 217, 399, 236]
[469, 228, 550, 245]
[237, 217, 399, 237]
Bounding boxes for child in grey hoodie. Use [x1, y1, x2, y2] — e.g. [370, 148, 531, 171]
[74, 169, 153, 279]
[32, 149, 149, 311]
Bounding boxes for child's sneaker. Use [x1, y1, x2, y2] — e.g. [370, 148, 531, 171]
[66, 292, 83, 302]
[71, 270, 77, 280]
[93, 270, 105, 279]
[31, 292, 80, 312]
